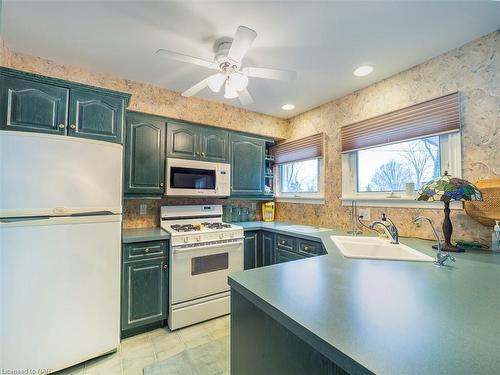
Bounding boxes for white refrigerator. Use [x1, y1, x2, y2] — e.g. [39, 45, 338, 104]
[0, 131, 122, 372]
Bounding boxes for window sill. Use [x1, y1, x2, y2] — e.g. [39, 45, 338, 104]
[275, 196, 325, 205]
[341, 197, 463, 210]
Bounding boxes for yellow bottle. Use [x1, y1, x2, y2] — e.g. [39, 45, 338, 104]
[262, 202, 275, 222]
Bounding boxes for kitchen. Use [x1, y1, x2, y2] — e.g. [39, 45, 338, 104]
[0, 1, 499, 375]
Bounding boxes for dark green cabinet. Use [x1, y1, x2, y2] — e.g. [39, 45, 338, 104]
[124, 111, 166, 195]
[244, 231, 258, 270]
[230, 134, 266, 196]
[167, 119, 228, 162]
[68, 88, 125, 143]
[0, 75, 69, 134]
[200, 126, 228, 162]
[121, 240, 169, 337]
[0, 67, 130, 143]
[261, 231, 275, 267]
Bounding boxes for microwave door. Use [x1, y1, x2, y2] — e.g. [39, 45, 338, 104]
[170, 167, 216, 190]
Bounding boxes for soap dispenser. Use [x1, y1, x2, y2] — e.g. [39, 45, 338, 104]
[492, 220, 500, 252]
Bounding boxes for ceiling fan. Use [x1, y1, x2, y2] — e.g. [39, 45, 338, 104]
[155, 26, 297, 105]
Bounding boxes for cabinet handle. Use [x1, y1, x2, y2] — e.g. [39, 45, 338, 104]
[195, 152, 200, 156]
[70, 124, 77, 129]
[159, 182, 164, 187]
[58, 124, 66, 129]
[163, 264, 168, 270]
[304, 246, 310, 251]
[201, 152, 206, 157]
[144, 248, 150, 253]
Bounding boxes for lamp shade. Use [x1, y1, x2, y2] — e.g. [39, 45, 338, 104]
[417, 172, 483, 203]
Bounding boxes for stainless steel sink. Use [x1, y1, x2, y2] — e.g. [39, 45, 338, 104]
[331, 235, 434, 262]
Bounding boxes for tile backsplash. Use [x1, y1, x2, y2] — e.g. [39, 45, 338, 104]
[123, 198, 263, 228]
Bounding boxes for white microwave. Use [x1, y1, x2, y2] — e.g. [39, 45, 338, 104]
[166, 158, 231, 197]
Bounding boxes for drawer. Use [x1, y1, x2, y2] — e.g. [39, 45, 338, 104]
[123, 240, 168, 261]
[276, 234, 296, 252]
[276, 249, 304, 263]
[298, 239, 324, 256]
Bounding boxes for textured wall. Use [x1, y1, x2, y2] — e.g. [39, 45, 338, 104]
[0, 41, 284, 228]
[276, 31, 499, 244]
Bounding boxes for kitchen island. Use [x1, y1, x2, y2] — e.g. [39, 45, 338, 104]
[228, 222, 500, 374]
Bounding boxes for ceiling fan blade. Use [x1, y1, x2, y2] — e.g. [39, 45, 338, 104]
[155, 49, 215, 68]
[227, 26, 257, 62]
[242, 67, 297, 81]
[182, 78, 208, 97]
[238, 88, 254, 105]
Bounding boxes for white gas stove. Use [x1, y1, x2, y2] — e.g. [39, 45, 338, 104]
[160, 205, 243, 330]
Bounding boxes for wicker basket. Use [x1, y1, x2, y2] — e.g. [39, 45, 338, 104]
[464, 179, 500, 227]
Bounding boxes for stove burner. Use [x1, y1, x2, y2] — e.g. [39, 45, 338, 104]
[169, 222, 232, 232]
[201, 222, 232, 230]
[170, 224, 202, 232]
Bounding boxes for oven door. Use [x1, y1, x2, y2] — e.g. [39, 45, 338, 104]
[171, 239, 244, 304]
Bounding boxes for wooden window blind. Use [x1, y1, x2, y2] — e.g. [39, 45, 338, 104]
[273, 133, 324, 164]
[341, 92, 461, 153]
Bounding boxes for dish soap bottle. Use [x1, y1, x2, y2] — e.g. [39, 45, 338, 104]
[492, 221, 500, 252]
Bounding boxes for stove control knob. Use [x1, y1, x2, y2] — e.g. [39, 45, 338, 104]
[219, 234, 224, 239]
[183, 237, 189, 243]
[196, 236, 201, 242]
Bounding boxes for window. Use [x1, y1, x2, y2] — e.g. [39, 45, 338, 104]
[273, 133, 325, 203]
[340, 93, 462, 208]
[357, 136, 441, 192]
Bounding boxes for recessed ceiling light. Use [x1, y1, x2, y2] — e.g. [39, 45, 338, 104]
[282, 104, 295, 110]
[353, 65, 374, 77]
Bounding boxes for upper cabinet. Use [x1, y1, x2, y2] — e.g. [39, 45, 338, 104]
[69, 88, 126, 143]
[124, 111, 166, 196]
[0, 67, 130, 144]
[0, 75, 69, 135]
[230, 133, 266, 196]
[167, 119, 228, 163]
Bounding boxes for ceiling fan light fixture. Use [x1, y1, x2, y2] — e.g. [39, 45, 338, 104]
[207, 73, 226, 93]
[353, 65, 374, 77]
[224, 80, 239, 99]
[230, 73, 249, 91]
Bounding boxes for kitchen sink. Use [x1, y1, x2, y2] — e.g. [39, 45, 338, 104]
[330, 235, 434, 262]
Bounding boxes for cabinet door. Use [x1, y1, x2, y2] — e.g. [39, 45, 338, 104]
[230, 134, 265, 196]
[261, 231, 275, 267]
[167, 120, 200, 160]
[121, 258, 168, 331]
[68, 88, 125, 143]
[200, 127, 228, 163]
[0, 75, 69, 135]
[124, 112, 166, 195]
[244, 231, 259, 270]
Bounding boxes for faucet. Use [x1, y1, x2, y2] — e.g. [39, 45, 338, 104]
[413, 216, 455, 266]
[369, 217, 399, 244]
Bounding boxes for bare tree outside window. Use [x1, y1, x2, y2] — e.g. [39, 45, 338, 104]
[280, 159, 319, 193]
[358, 136, 440, 192]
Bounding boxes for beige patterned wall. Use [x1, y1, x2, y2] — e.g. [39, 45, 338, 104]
[276, 31, 499, 244]
[0, 41, 285, 228]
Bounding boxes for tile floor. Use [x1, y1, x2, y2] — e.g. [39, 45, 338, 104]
[55, 315, 230, 375]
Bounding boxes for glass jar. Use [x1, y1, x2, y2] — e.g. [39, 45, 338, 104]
[240, 207, 249, 222]
[232, 207, 241, 222]
[248, 209, 256, 221]
[222, 205, 233, 222]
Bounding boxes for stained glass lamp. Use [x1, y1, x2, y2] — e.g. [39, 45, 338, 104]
[417, 171, 483, 252]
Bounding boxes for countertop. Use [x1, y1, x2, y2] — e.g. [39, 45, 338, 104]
[228, 221, 500, 374]
[122, 227, 170, 243]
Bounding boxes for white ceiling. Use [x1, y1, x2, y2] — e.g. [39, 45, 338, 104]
[1, 1, 499, 118]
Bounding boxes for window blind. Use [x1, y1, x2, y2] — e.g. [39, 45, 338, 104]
[273, 133, 324, 164]
[341, 92, 461, 153]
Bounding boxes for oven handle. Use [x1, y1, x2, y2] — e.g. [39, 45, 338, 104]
[173, 239, 244, 254]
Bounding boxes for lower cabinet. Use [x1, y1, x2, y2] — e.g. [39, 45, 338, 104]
[121, 240, 169, 337]
[243, 230, 324, 269]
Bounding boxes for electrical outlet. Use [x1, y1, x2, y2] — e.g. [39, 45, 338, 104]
[358, 208, 371, 221]
[139, 204, 147, 215]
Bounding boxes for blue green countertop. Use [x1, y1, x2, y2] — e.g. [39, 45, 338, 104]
[122, 227, 170, 243]
[229, 221, 500, 374]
